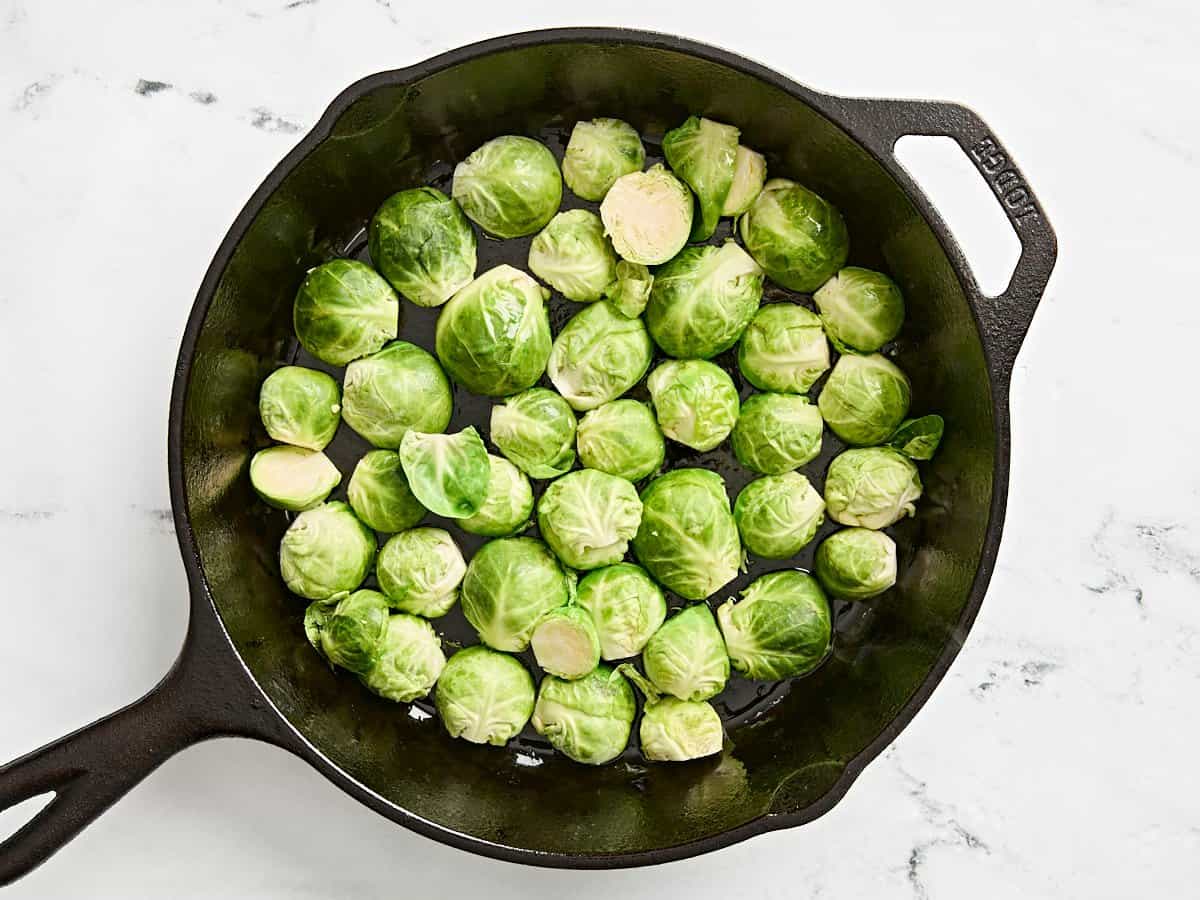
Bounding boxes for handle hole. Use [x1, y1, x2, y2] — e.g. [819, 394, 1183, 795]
[0, 793, 54, 843]
[894, 135, 1021, 297]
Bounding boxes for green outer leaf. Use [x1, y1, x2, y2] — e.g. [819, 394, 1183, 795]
[398, 428, 491, 519]
[887, 415, 945, 460]
[662, 116, 739, 241]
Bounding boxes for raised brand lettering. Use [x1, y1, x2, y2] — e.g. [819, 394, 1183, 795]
[969, 135, 1039, 226]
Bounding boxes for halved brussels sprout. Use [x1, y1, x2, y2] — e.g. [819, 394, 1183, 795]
[576, 400, 665, 482]
[734, 472, 826, 559]
[813, 267, 905, 353]
[731, 393, 824, 475]
[459, 454, 534, 537]
[435, 645, 536, 745]
[434, 265, 552, 396]
[642, 604, 729, 702]
[376, 527, 467, 617]
[737, 303, 830, 394]
[619, 665, 723, 762]
[645, 242, 763, 360]
[531, 664, 636, 765]
[546, 302, 653, 412]
[451, 135, 562, 238]
[360, 614, 446, 702]
[369, 187, 477, 308]
[721, 145, 766, 216]
[562, 118, 645, 202]
[662, 116, 739, 241]
[346, 450, 425, 533]
[739, 179, 849, 292]
[293, 259, 399, 366]
[460, 537, 571, 651]
[537, 469, 643, 570]
[824, 447, 922, 529]
[398, 428, 491, 519]
[817, 353, 911, 447]
[717, 571, 831, 680]
[280, 502, 375, 600]
[489, 387, 577, 479]
[600, 164, 693, 265]
[576, 563, 666, 661]
[646, 360, 740, 453]
[530, 605, 602, 680]
[259, 366, 341, 450]
[250, 446, 340, 512]
[888, 415, 945, 460]
[306, 589, 390, 674]
[814, 527, 897, 599]
[632, 468, 742, 600]
[607, 261, 653, 319]
[528, 209, 618, 302]
[341, 341, 453, 448]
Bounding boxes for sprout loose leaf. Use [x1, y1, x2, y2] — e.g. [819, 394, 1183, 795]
[887, 415, 945, 460]
[398, 428, 491, 519]
[721, 145, 767, 216]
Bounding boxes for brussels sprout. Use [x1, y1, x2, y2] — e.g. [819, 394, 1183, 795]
[398, 428, 491, 519]
[734, 472, 826, 559]
[531, 664, 636, 765]
[717, 571, 831, 680]
[346, 450, 425, 533]
[737, 303, 830, 394]
[459, 454, 534, 537]
[528, 209, 618, 302]
[259, 366, 341, 450]
[530, 605, 602, 680]
[280, 502, 375, 600]
[817, 353, 911, 447]
[376, 527, 467, 617]
[490, 387, 577, 479]
[306, 589, 390, 674]
[600, 164, 693, 265]
[369, 187, 477, 308]
[547, 302, 653, 412]
[646, 360, 740, 453]
[739, 179, 849, 292]
[360, 614, 446, 702]
[731, 393, 824, 475]
[632, 469, 742, 600]
[562, 118, 646, 202]
[434, 265, 552, 396]
[576, 400, 665, 482]
[293, 259, 399, 366]
[813, 267, 905, 353]
[537, 469, 643, 570]
[888, 415, 945, 461]
[452, 135, 562, 238]
[642, 604, 729, 702]
[461, 537, 571, 651]
[577, 563, 666, 660]
[607, 261, 653, 319]
[721, 145, 767, 216]
[662, 116, 739, 241]
[645, 243, 763, 360]
[435, 645, 536, 745]
[619, 665, 723, 762]
[341, 341, 453, 448]
[824, 447, 923, 529]
[814, 527, 897, 599]
[250, 446, 340, 512]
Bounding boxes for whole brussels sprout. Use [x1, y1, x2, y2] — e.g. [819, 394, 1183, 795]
[721, 145, 766, 216]
[731, 393, 824, 475]
[341, 341, 453, 448]
[434, 265, 552, 396]
[293, 259, 399, 366]
[376, 527, 467, 617]
[250, 446, 340, 512]
[459, 454, 534, 537]
[280, 502, 375, 600]
[824, 447, 923, 529]
[888, 415, 945, 461]
[646, 360, 740, 453]
[259, 366, 341, 450]
[461, 537, 571, 651]
[527, 209, 618, 302]
[717, 571, 832, 680]
[346, 450, 425, 533]
[452, 135, 562, 238]
[530, 605, 602, 680]
[645, 242, 763, 360]
[531, 664, 635, 765]
[814, 527, 897, 599]
[607, 261, 653, 319]
[576, 563, 666, 661]
[490, 387, 577, 479]
[818, 353, 911, 446]
[360, 614, 446, 702]
[576, 400, 665, 482]
[305, 589, 390, 674]
[369, 187, 477, 308]
[734, 472, 826, 559]
[813, 267, 905, 353]
[619, 665, 723, 762]
[662, 116, 739, 241]
[737, 303, 830, 394]
[435, 645, 535, 745]
[537, 469, 643, 570]
[739, 179, 849, 292]
[642, 604, 729, 702]
[547, 302, 653, 412]
[632, 468, 742, 600]
[398, 428, 491, 519]
[600, 164, 693, 265]
[562, 118, 645, 202]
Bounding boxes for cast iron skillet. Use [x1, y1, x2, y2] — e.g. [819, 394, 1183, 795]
[0, 28, 1056, 884]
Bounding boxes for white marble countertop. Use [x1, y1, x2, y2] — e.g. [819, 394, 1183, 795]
[2, 1, 1197, 897]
